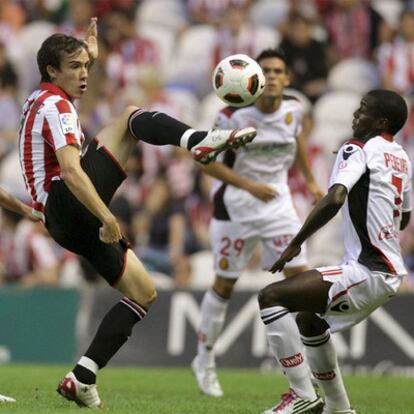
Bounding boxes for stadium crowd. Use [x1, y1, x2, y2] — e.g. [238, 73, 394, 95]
[0, 0, 413, 292]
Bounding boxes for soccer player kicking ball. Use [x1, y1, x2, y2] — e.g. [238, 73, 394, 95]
[258, 89, 411, 414]
[18, 18, 256, 408]
[192, 48, 323, 398]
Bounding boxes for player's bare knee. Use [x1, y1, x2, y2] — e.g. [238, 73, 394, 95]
[296, 311, 328, 336]
[127, 286, 157, 309]
[258, 283, 283, 309]
[145, 288, 157, 307]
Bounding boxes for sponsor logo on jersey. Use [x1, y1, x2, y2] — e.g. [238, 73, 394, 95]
[219, 257, 229, 270]
[279, 352, 304, 368]
[285, 112, 292, 125]
[59, 113, 76, 134]
[312, 370, 336, 380]
[342, 145, 359, 160]
[378, 224, 398, 241]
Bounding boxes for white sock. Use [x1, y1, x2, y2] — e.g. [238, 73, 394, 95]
[302, 331, 351, 411]
[77, 356, 99, 375]
[261, 306, 317, 400]
[197, 289, 229, 367]
[180, 128, 196, 149]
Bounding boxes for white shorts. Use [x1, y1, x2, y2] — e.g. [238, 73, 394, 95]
[316, 261, 403, 333]
[210, 217, 307, 278]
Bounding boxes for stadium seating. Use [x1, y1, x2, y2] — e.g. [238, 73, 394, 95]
[163, 87, 200, 126]
[310, 91, 361, 154]
[197, 91, 226, 129]
[136, 0, 187, 34]
[138, 24, 176, 68]
[249, 0, 289, 27]
[327, 58, 380, 95]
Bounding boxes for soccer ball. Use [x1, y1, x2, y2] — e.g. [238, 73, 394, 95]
[212, 54, 266, 107]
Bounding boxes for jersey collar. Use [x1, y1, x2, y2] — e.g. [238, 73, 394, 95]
[380, 132, 394, 142]
[40, 82, 72, 102]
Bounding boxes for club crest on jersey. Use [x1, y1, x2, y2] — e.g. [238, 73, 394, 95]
[59, 113, 75, 134]
[284, 112, 292, 125]
[342, 144, 359, 160]
[219, 257, 229, 270]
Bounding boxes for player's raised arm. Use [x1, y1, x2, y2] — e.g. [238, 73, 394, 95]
[85, 17, 98, 63]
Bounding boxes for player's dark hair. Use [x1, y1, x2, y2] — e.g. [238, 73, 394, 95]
[255, 48, 288, 72]
[368, 89, 408, 134]
[37, 33, 86, 82]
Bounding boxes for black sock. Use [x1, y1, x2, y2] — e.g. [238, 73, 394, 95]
[75, 298, 147, 381]
[187, 131, 208, 149]
[128, 110, 208, 149]
[73, 364, 96, 385]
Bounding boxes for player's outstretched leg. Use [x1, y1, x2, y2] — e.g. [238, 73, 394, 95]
[127, 109, 256, 164]
[0, 394, 16, 403]
[298, 312, 356, 414]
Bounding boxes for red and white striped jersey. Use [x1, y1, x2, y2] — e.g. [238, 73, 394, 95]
[377, 38, 414, 94]
[330, 134, 412, 276]
[0, 220, 59, 282]
[18, 83, 85, 219]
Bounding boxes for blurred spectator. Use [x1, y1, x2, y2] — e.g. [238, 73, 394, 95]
[104, 6, 159, 89]
[0, 0, 25, 31]
[279, 12, 328, 102]
[110, 195, 134, 243]
[186, 170, 212, 251]
[59, 0, 94, 37]
[377, 9, 414, 95]
[187, 0, 251, 25]
[211, 3, 257, 66]
[94, 0, 139, 18]
[133, 149, 205, 288]
[133, 176, 192, 288]
[323, 0, 383, 64]
[0, 209, 60, 287]
[116, 146, 149, 211]
[0, 42, 19, 157]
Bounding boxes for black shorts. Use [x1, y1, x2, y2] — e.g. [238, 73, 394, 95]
[45, 139, 129, 285]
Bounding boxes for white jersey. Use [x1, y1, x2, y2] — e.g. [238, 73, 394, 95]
[330, 135, 412, 276]
[212, 96, 303, 223]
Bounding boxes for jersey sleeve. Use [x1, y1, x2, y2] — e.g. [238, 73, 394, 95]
[329, 143, 366, 191]
[43, 99, 82, 151]
[402, 159, 412, 212]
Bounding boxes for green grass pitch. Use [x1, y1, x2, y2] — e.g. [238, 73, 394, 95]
[1, 365, 413, 414]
